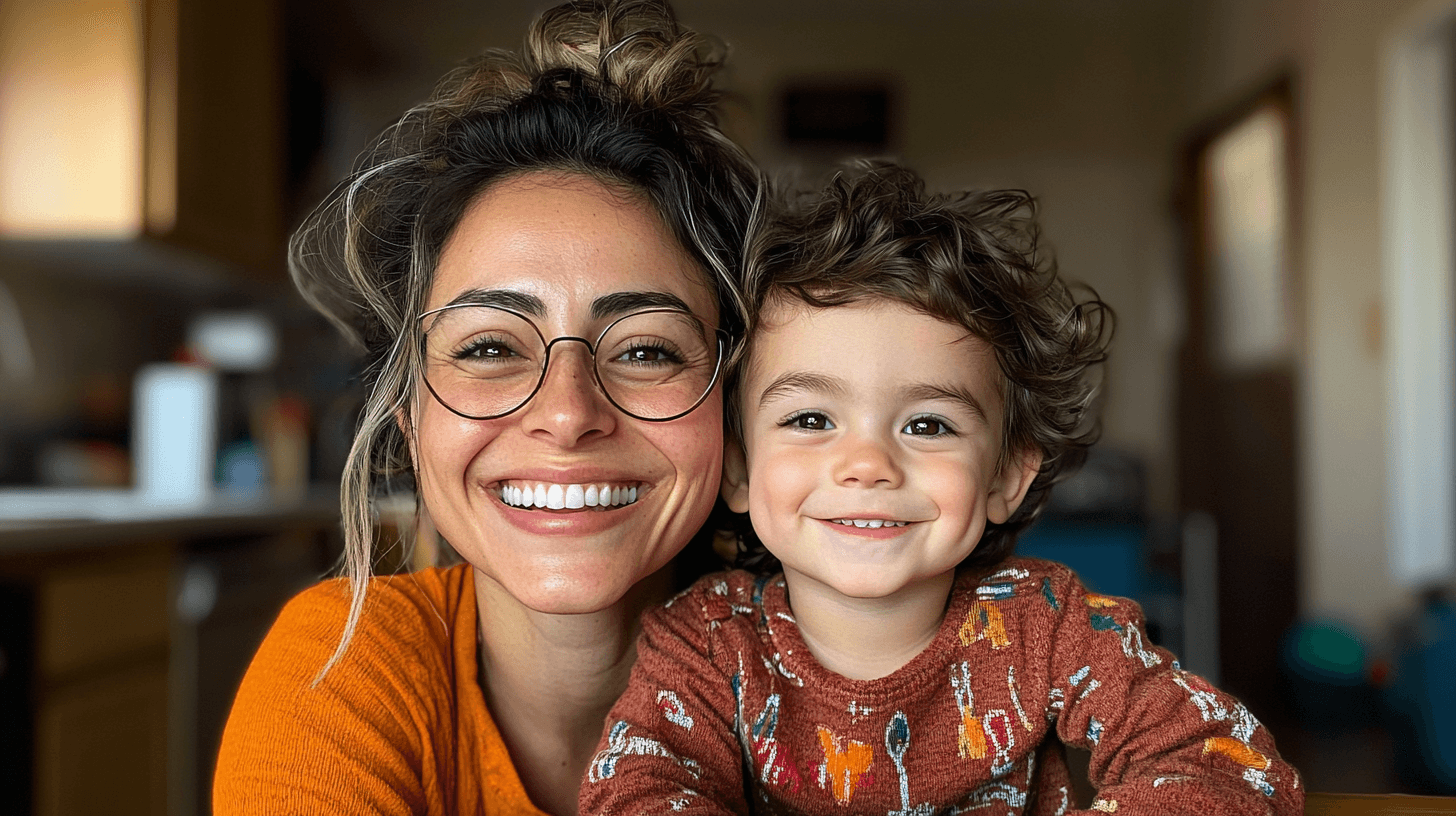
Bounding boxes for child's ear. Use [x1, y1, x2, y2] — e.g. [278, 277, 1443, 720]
[987, 447, 1043, 525]
[721, 437, 751, 514]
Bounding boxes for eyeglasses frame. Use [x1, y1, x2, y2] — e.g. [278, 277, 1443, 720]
[416, 302, 729, 423]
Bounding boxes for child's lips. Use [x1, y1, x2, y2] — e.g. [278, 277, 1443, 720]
[816, 517, 915, 539]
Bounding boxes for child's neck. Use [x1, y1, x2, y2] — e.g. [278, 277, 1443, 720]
[782, 568, 957, 681]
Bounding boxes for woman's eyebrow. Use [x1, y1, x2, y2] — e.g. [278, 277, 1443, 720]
[441, 288, 545, 316]
[591, 291, 694, 320]
[902, 383, 988, 421]
[757, 371, 848, 408]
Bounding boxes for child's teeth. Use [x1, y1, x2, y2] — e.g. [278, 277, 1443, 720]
[833, 518, 906, 528]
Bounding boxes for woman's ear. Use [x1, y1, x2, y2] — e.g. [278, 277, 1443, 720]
[987, 447, 1043, 525]
[721, 438, 750, 514]
[395, 407, 417, 472]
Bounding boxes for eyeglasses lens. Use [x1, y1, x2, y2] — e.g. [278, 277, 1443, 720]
[422, 306, 720, 420]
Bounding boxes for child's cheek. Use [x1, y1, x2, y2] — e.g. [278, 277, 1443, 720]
[748, 445, 821, 546]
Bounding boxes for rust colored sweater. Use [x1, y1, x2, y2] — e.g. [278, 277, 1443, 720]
[581, 558, 1303, 815]
[214, 565, 548, 816]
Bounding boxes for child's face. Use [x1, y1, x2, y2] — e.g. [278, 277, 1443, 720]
[723, 299, 1041, 601]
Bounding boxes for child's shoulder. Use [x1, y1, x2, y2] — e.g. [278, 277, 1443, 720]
[961, 555, 1083, 597]
[658, 568, 784, 623]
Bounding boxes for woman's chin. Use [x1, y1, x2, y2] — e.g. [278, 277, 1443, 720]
[474, 562, 658, 617]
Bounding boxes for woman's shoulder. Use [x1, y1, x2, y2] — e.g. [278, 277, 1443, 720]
[214, 564, 481, 814]
[238, 562, 476, 700]
[280, 563, 474, 637]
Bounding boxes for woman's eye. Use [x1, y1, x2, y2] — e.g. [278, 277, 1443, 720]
[782, 412, 834, 431]
[903, 417, 954, 437]
[615, 343, 684, 365]
[455, 337, 517, 361]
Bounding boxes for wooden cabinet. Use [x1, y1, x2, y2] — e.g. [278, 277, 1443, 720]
[18, 547, 172, 816]
[35, 661, 169, 816]
[1, 500, 343, 816]
[146, 0, 285, 273]
[0, 0, 286, 276]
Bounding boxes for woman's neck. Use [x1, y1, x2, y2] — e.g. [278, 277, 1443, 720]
[473, 566, 673, 816]
[783, 568, 956, 682]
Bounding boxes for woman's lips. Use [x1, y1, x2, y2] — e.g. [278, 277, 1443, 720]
[498, 480, 640, 510]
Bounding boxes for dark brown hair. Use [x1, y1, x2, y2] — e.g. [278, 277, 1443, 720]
[730, 161, 1112, 572]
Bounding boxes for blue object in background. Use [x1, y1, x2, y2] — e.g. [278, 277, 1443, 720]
[216, 440, 266, 496]
[1017, 520, 1146, 600]
[1384, 596, 1456, 794]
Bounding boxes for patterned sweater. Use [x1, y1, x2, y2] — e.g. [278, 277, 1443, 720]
[580, 558, 1302, 815]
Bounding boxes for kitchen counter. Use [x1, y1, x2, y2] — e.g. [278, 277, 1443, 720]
[0, 488, 340, 554]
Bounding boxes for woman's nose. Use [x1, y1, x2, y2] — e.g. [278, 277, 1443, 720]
[516, 340, 617, 445]
[833, 432, 904, 488]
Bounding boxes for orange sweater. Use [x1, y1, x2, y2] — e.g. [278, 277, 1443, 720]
[214, 565, 548, 815]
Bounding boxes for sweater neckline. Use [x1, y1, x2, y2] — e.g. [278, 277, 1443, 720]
[757, 565, 1010, 701]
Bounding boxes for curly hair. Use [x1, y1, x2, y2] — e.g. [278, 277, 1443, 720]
[729, 161, 1112, 573]
[290, 0, 762, 676]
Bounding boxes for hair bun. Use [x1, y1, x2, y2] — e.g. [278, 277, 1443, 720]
[525, 0, 725, 117]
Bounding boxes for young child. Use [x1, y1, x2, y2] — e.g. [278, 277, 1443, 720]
[580, 162, 1302, 815]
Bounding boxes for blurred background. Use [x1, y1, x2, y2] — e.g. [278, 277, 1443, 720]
[2, 0, 1455, 813]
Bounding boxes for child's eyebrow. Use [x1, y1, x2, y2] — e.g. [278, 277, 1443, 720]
[901, 383, 989, 423]
[756, 371, 849, 407]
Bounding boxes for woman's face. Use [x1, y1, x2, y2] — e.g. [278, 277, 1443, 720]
[414, 172, 724, 614]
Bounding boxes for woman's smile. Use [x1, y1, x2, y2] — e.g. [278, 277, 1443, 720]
[497, 480, 641, 510]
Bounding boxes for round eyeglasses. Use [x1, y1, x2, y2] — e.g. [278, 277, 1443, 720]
[418, 303, 728, 422]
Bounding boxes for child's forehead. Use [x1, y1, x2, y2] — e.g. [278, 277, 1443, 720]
[755, 295, 963, 336]
[745, 298, 1001, 388]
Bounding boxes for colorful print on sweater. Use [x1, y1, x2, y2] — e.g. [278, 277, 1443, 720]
[581, 557, 1302, 816]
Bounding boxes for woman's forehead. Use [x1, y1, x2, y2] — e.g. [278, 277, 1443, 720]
[427, 172, 717, 322]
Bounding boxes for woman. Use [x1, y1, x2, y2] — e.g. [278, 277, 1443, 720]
[213, 2, 760, 813]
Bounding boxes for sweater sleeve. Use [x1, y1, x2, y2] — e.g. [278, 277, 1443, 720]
[580, 586, 750, 816]
[1042, 567, 1303, 815]
[212, 578, 446, 815]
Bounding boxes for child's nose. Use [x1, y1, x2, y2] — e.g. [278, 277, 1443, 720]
[833, 433, 904, 488]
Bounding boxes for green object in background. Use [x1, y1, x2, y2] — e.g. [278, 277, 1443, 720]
[1292, 622, 1366, 682]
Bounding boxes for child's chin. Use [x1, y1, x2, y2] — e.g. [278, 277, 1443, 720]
[818, 572, 911, 601]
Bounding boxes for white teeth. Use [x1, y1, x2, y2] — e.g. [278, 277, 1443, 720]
[500, 481, 640, 509]
[833, 518, 907, 528]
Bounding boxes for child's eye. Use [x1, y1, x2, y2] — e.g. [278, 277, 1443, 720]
[902, 416, 957, 437]
[780, 411, 834, 431]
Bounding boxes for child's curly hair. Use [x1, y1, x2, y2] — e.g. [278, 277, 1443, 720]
[728, 161, 1114, 573]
